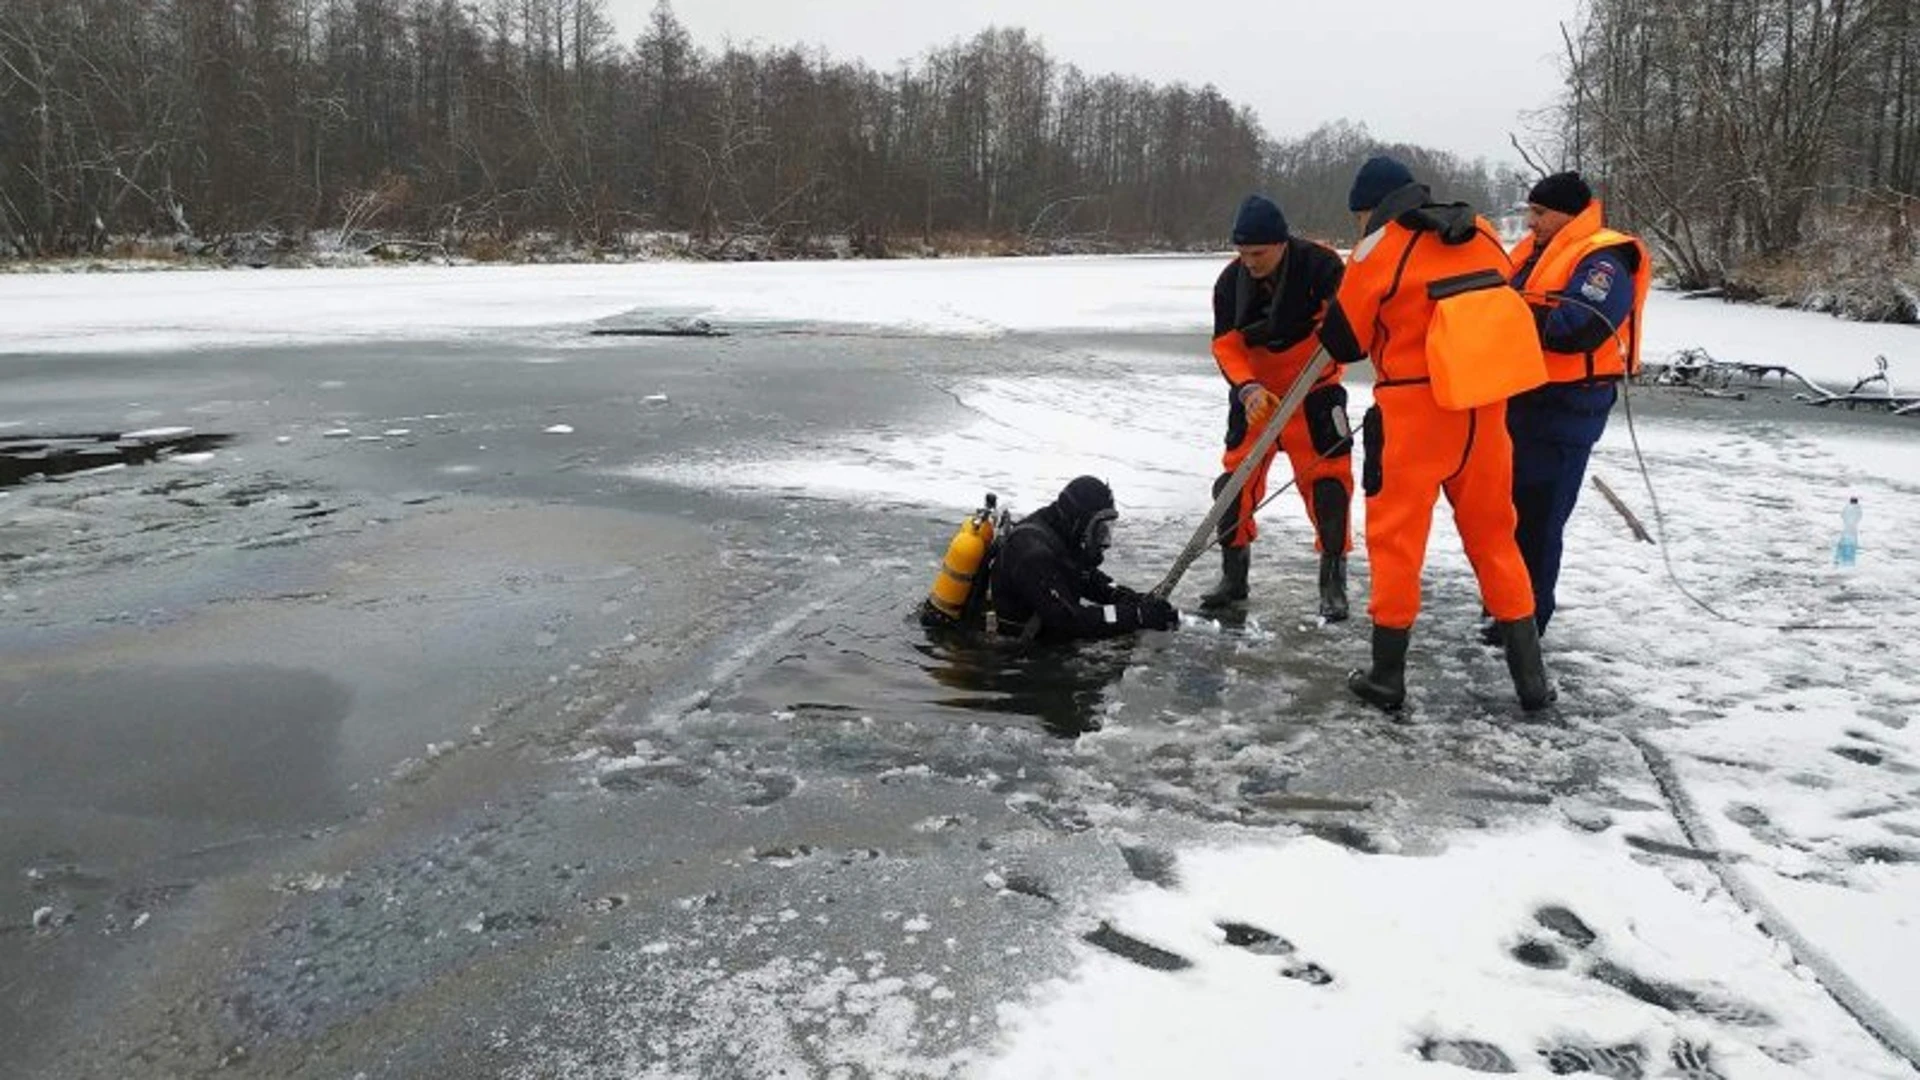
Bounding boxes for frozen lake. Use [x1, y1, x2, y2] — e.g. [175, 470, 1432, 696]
[1, 256, 1917, 1078]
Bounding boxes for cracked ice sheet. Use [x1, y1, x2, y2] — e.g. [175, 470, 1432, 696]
[515, 954, 971, 1080]
[982, 825, 1906, 1078]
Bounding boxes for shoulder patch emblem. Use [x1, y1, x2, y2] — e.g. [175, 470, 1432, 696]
[1579, 263, 1615, 302]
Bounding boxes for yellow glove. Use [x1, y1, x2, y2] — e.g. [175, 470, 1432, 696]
[1238, 383, 1279, 426]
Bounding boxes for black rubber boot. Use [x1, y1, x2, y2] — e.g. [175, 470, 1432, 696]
[1311, 479, 1350, 623]
[1317, 553, 1349, 622]
[1199, 545, 1251, 610]
[1499, 617, 1557, 711]
[1347, 624, 1410, 711]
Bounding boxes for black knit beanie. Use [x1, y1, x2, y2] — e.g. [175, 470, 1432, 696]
[1527, 171, 1593, 215]
[1231, 195, 1289, 245]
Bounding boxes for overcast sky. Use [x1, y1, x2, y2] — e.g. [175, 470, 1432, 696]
[604, 0, 1583, 167]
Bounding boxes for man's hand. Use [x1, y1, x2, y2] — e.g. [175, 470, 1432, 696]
[1111, 584, 1144, 605]
[1238, 383, 1279, 426]
[1137, 596, 1179, 631]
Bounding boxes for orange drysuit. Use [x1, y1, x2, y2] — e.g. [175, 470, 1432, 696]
[1337, 187, 1536, 630]
[1209, 239, 1354, 551]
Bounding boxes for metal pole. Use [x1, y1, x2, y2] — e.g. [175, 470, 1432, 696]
[1150, 347, 1335, 600]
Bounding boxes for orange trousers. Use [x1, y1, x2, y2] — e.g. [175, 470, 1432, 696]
[1217, 380, 1353, 551]
[1360, 385, 1535, 629]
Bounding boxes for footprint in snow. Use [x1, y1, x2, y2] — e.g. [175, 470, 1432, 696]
[1526, 906, 1776, 1029]
[1418, 1038, 1515, 1073]
[1215, 920, 1335, 986]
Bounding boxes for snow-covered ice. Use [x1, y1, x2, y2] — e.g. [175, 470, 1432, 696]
[2, 256, 1912, 390]
[119, 426, 195, 442]
[0, 257, 1202, 357]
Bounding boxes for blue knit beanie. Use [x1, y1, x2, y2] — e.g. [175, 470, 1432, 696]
[1348, 156, 1416, 213]
[1231, 195, 1289, 245]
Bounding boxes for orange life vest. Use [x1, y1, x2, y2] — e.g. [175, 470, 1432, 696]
[1338, 211, 1537, 404]
[1508, 200, 1652, 383]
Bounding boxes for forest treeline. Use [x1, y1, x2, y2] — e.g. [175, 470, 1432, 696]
[1558, 0, 1920, 317]
[0, 0, 1504, 259]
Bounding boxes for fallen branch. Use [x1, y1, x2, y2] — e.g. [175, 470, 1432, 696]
[1591, 474, 1654, 544]
[1643, 348, 1917, 415]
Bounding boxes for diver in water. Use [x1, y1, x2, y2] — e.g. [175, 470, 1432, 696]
[988, 476, 1178, 642]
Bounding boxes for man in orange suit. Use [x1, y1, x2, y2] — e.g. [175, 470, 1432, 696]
[1335, 157, 1553, 712]
[1201, 194, 1357, 622]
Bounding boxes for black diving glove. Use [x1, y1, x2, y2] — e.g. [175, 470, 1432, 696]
[1137, 596, 1179, 631]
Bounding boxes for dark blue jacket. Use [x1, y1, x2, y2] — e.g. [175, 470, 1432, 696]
[1512, 246, 1636, 357]
[1509, 246, 1635, 446]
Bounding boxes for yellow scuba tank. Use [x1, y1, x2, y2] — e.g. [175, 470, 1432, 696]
[922, 494, 1000, 626]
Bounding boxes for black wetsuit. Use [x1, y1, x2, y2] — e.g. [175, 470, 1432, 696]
[989, 499, 1167, 641]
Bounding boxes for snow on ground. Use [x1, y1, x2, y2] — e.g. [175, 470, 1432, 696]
[625, 365, 1285, 521]
[1645, 293, 1920, 391]
[5, 256, 1917, 1075]
[986, 825, 1902, 1078]
[5, 255, 1911, 391]
[1559, 409, 1920, 1060]
[601, 261, 1920, 1073]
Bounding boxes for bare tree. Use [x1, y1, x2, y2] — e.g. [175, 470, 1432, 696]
[1558, 0, 1917, 289]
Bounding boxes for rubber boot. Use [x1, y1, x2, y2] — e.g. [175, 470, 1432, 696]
[1317, 553, 1349, 623]
[1499, 617, 1557, 711]
[1311, 478, 1350, 623]
[1199, 545, 1251, 610]
[1347, 624, 1410, 711]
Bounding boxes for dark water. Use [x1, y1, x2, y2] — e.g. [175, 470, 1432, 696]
[0, 663, 355, 932]
[0, 665, 357, 1068]
[0, 665, 352, 825]
[912, 629, 1137, 738]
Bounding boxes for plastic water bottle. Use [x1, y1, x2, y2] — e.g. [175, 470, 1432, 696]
[1835, 497, 1862, 567]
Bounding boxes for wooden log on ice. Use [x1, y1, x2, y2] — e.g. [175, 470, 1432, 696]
[1591, 475, 1654, 544]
